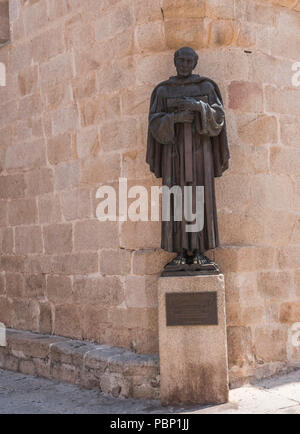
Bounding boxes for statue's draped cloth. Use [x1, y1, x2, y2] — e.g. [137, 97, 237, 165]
[147, 75, 230, 253]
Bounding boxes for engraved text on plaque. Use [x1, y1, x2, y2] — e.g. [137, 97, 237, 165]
[166, 292, 218, 326]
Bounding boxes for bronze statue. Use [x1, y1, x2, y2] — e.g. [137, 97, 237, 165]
[146, 47, 230, 276]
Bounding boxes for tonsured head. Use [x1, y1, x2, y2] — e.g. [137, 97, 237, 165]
[174, 47, 199, 78]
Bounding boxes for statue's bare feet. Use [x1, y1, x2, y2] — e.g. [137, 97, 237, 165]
[171, 253, 187, 266]
[193, 254, 213, 266]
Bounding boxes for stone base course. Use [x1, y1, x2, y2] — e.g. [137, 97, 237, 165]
[0, 328, 160, 400]
[0, 327, 299, 399]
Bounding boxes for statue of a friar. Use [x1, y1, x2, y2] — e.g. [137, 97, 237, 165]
[146, 47, 230, 275]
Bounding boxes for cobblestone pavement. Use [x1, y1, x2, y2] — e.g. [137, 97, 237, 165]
[1, 368, 300, 414]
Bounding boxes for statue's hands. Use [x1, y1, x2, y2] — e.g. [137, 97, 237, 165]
[177, 97, 199, 112]
[174, 111, 195, 124]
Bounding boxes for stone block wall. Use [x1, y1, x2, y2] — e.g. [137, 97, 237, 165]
[0, 0, 299, 385]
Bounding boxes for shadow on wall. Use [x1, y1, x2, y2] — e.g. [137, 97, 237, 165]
[0, 0, 9, 46]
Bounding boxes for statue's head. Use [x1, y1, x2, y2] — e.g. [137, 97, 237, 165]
[174, 47, 199, 78]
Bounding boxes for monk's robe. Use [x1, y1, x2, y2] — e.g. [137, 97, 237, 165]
[146, 74, 230, 253]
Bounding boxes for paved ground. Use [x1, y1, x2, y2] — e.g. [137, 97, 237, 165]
[1, 368, 300, 414]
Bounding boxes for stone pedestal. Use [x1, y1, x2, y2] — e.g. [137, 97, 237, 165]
[158, 274, 229, 406]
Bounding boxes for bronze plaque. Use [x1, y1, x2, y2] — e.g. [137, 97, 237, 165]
[166, 292, 218, 326]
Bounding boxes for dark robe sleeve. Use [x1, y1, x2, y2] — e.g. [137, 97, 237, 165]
[195, 92, 225, 137]
[195, 81, 230, 178]
[149, 94, 175, 145]
[146, 87, 175, 178]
